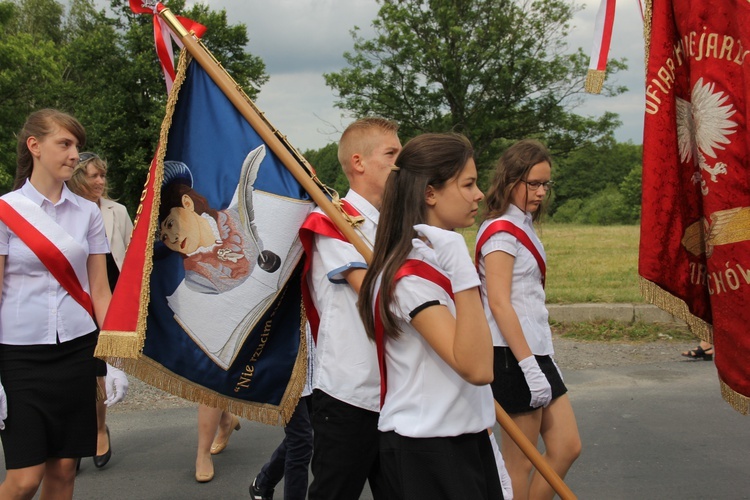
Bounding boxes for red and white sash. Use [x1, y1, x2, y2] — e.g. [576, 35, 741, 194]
[0, 192, 94, 317]
[373, 259, 453, 408]
[475, 219, 546, 288]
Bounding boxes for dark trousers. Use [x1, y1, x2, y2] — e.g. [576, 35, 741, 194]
[255, 395, 314, 500]
[307, 389, 386, 500]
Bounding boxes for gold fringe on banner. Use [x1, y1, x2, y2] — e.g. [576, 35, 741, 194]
[720, 379, 750, 416]
[95, 330, 142, 359]
[585, 69, 606, 94]
[93, 51, 185, 360]
[106, 312, 308, 425]
[639, 277, 713, 344]
[643, 0, 653, 72]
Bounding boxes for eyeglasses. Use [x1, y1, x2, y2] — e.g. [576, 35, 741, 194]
[522, 180, 554, 192]
[78, 152, 99, 164]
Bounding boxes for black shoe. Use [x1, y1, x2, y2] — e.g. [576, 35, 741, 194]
[681, 345, 714, 361]
[93, 426, 112, 468]
[249, 477, 274, 500]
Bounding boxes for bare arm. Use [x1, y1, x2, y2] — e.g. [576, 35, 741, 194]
[411, 286, 493, 385]
[484, 250, 533, 361]
[87, 254, 112, 328]
[343, 267, 366, 294]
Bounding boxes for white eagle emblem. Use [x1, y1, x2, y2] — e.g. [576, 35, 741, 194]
[676, 77, 737, 195]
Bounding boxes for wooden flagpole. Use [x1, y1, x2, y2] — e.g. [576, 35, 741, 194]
[495, 401, 577, 499]
[157, 7, 575, 499]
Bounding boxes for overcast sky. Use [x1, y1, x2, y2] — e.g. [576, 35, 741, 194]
[197, 0, 646, 151]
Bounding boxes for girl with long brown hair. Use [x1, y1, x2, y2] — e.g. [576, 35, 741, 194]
[358, 132, 501, 499]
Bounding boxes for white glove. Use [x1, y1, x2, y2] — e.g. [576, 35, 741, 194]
[0, 379, 7, 430]
[412, 224, 480, 293]
[489, 432, 513, 500]
[104, 364, 129, 407]
[518, 355, 552, 408]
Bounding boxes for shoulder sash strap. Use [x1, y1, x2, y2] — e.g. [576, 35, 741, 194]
[374, 259, 453, 408]
[0, 196, 94, 317]
[475, 219, 546, 288]
[299, 200, 363, 343]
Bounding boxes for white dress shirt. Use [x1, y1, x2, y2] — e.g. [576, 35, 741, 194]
[0, 180, 109, 345]
[308, 190, 381, 412]
[477, 204, 554, 355]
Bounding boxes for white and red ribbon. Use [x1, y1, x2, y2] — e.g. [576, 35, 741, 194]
[129, 0, 207, 93]
[585, 0, 617, 93]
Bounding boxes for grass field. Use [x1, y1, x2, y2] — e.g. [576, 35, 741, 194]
[461, 223, 642, 304]
[550, 320, 694, 342]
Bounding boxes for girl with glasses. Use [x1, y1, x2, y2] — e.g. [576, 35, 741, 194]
[476, 139, 581, 500]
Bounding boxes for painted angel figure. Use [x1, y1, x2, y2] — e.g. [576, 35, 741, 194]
[159, 145, 280, 294]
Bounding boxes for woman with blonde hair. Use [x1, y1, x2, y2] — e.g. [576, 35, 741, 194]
[67, 152, 133, 469]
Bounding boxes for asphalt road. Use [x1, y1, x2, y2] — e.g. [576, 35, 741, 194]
[2, 359, 748, 499]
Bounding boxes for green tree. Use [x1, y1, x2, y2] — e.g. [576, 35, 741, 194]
[325, 0, 627, 171]
[618, 162, 642, 221]
[9, 0, 63, 43]
[0, 0, 268, 209]
[304, 142, 349, 195]
[552, 139, 642, 212]
[0, 0, 67, 188]
[180, 2, 267, 98]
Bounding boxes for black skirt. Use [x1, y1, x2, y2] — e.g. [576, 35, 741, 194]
[379, 430, 503, 500]
[491, 346, 568, 414]
[0, 331, 98, 469]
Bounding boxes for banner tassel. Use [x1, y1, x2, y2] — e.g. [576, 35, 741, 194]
[586, 0, 616, 94]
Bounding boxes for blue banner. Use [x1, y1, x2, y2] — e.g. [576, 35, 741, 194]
[141, 55, 312, 423]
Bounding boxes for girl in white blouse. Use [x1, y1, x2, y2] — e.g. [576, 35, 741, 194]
[477, 139, 581, 500]
[358, 133, 502, 499]
[0, 109, 111, 499]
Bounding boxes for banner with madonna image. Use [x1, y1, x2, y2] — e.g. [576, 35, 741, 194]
[96, 49, 314, 424]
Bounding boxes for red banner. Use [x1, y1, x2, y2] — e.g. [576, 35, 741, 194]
[641, 0, 750, 414]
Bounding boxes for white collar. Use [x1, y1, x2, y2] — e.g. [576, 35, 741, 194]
[22, 179, 81, 208]
[344, 189, 379, 224]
